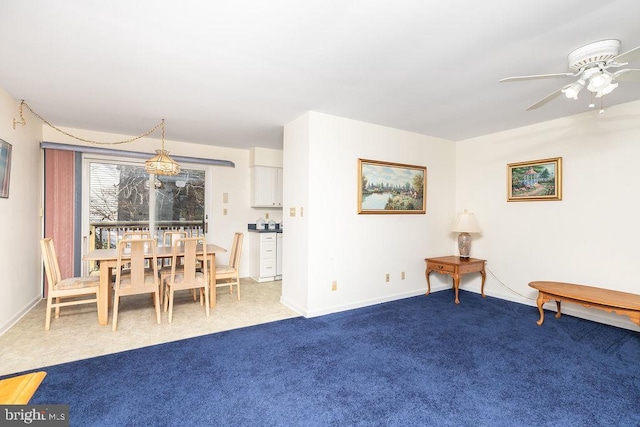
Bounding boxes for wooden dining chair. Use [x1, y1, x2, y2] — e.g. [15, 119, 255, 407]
[112, 238, 161, 331]
[164, 237, 210, 323]
[40, 238, 100, 330]
[159, 230, 188, 303]
[215, 232, 244, 300]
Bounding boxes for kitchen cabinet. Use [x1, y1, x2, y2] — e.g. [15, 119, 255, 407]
[250, 166, 283, 208]
[250, 232, 283, 282]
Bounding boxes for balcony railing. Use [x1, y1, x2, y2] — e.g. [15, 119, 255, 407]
[90, 220, 204, 250]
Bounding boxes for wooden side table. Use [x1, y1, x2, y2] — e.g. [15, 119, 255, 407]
[425, 256, 486, 304]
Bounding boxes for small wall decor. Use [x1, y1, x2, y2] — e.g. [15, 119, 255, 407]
[358, 158, 426, 214]
[507, 157, 562, 202]
[0, 139, 12, 198]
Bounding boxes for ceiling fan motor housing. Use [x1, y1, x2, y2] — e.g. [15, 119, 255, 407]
[568, 39, 620, 71]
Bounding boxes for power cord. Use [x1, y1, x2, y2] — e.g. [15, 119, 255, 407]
[486, 266, 536, 301]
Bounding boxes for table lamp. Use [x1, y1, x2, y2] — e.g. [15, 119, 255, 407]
[451, 209, 482, 259]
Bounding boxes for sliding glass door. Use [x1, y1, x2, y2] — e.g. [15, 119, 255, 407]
[82, 156, 210, 273]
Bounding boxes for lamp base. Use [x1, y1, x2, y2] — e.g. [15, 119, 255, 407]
[458, 232, 472, 259]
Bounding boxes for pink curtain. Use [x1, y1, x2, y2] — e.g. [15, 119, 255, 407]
[43, 149, 75, 295]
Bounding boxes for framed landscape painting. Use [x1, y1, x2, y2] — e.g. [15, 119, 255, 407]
[507, 157, 562, 202]
[0, 139, 12, 198]
[358, 158, 426, 214]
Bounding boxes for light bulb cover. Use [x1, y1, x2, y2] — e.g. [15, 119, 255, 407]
[595, 82, 618, 98]
[562, 80, 584, 99]
[587, 71, 613, 92]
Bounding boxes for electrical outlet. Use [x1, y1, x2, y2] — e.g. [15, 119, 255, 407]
[265, 212, 269, 219]
[223, 208, 228, 215]
[290, 207, 296, 217]
[385, 273, 390, 283]
[332, 281, 337, 291]
[401, 271, 405, 280]
[300, 207, 304, 217]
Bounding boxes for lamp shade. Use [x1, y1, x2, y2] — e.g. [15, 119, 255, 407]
[145, 149, 181, 176]
[451, 210, 482, 233]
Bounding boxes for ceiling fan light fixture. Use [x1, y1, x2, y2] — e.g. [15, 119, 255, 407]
[561, 80, 585, 99]
[587, 71, 613, 92]
[595, 82, 618, 98]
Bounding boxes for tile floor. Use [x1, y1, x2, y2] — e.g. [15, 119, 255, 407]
[0, 279, 298, 377]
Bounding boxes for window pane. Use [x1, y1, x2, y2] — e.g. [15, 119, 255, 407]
[89, 163, 150, 248]
[154, 170, 205, 221]
[89, 162, 206, 251]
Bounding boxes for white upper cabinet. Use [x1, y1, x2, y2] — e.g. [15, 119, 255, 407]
[251, 166, 283, 208]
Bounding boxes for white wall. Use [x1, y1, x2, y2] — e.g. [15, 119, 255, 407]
[281, 113, 310, 313]
[283, 112, 456, 316]
[0, 90, 43, 335]
[41, 126, 259, 278]
[456, 100, 640, 330]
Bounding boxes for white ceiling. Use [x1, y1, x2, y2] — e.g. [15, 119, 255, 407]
[1, 1, 640, 150]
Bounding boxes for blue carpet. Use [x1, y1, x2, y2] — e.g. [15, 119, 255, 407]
[11, 290, 640, 426]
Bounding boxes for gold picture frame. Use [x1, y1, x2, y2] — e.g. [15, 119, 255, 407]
[507, 157, 562, 202]
[358, 158, 426, 214]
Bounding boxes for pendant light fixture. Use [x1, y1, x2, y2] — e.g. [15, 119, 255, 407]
[144, 119, 181, 176]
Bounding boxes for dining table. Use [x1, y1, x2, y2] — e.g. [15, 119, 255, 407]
[84, 243, 227, 326]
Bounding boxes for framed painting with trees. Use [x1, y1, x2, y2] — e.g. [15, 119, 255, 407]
[507, 157, 562, 202]
[358, 158, 426, 214]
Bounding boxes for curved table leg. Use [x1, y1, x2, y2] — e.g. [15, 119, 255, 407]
[536, 292, 546, 326]
[425, 269, 432, 296]
[555, 300, 562, 319]
[480, 269, 487, 298]
[453, 273, 460, 304]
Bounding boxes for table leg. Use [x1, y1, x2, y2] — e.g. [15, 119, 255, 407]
[453, 273, 460, 304]
[209, 253, 217, 308]
[535, 292, 545, 326]
[425, 269, 432, 296]
[555, 300, 562, 319]
[480, 269, 486, 298]
[98, 265, 110, 326]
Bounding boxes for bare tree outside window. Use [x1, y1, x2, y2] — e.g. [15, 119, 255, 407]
[89, 162, 206, 250]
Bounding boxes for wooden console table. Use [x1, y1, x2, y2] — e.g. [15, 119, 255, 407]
[425, 256, 486, 304]
[529, 281, 640, 327]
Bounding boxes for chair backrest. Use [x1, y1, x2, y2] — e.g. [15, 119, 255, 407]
[115, 238, 158, 288]
[228, 232, 244, 269]
[171, 237, 207, 284]
[122, 231, 151, 240]
[163, 230, 188, 247]
[40, 238, 61, 292]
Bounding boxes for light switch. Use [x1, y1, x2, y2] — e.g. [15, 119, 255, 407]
[300, 207, 304, 217]
[222, 193, 228, 203]
[290, 207, 296, 217]
[223, 208, 228, 216]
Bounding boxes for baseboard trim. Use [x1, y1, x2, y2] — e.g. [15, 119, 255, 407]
[0, 296, 42, 338]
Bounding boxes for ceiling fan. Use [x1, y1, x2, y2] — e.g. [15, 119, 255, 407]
[500, 39, 640, 111]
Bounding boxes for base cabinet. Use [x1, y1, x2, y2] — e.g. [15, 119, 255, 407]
[250, 232, 282, 282]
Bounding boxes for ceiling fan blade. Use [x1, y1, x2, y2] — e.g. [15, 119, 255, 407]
[613, 69, 640, 81]
[611, 45, 640, 65]
[525, 88, 565, 111]
[499, 72, 575, 83]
